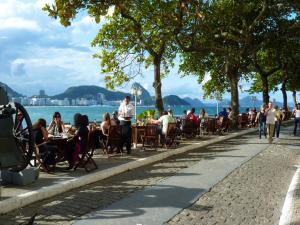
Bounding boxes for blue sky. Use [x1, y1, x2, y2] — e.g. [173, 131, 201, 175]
[0, 0, 295, 103]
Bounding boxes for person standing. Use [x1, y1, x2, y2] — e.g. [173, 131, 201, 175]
[255, 106, 267, 139]
[274, 105, 284, 140]
[118, 96, 134, 154]
[265, 102, 276, 144]
[293, 103, 300, 136]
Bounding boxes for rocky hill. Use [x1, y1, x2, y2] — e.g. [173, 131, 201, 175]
[0, 82, 23, 98]
[163, 95, 190, 106]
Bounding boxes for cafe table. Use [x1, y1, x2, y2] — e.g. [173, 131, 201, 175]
[131, 125, 146, 149]
[48, 133, 72, 162]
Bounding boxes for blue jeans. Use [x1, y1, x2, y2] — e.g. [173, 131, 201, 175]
[294, 118, 300, 135]
[259, 121, 266, 138]
[274, 121, 281, 138]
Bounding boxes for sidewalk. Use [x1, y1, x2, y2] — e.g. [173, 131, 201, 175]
[0, 124, 262, 214]
[74, 124, 300, 225]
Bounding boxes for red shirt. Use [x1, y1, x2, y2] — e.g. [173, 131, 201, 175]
[187, 113, 198, 126]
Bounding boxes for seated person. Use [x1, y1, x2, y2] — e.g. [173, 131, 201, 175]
[48, 112, 65, 135]
[187, 108, 198, 127]
[228, 107, 234, 121]
[101, 112, 117, 137]
[65, 114, 89, 170]
[111, 111, 120, 125]
[151, 111, 174, 136]
[218, 108, 228, 119]
[199, 108, 208, 124]
[33, 118, 56, 169]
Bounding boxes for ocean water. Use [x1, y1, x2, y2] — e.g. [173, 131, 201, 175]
[25, 105, 249, 125]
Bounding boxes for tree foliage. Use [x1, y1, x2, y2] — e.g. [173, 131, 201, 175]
[44, 0, 180, 115]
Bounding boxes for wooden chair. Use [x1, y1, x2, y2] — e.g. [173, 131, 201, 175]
[74, 129, 98, 172]
[206, 118, 216, 134]
[141, 124, 159, 150]
[164, 122, 178, 149]
[181, 119, 197, 138]
[215, 116, 229, 135]
[33, 142, 52, 173]
[238, 114, 249, 128]
[103, 125, 123, 156]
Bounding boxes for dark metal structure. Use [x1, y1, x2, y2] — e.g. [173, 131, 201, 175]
[0, 86, 34, 171]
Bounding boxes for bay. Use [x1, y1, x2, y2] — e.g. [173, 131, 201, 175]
[25, 105, 250, 125]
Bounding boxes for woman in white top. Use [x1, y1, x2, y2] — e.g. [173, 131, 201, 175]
[265, 102, 276, 144]
[293, 103, 300, 136]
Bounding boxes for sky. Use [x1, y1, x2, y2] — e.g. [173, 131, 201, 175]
[0, 0, 295, 103]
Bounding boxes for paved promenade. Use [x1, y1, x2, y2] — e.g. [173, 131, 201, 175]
[74, 125, 300, 225]
[0, 124, 299, 225]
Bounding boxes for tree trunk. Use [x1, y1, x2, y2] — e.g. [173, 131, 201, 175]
[292, 90, 297, 107]
[281, 78, 288, 111]
[260, 74, 269, 105]
[228, 66, 239, 129]
[153, 56, 164, 116]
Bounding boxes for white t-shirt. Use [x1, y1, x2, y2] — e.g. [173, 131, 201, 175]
[294, 109, 300, 118]
[158, 115, 174, 135]
[266, 108, 276, 124]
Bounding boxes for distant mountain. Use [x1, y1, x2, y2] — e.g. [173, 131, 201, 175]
[163, 95, 190, 106]
[0, 82, 23, 98]
[183, 97, 205, 107]
[239, 96, 263, 108]
[52, 85, 130, 101]
[131, 82, 151, 100]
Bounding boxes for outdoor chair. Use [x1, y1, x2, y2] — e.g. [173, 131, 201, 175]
[102, 125, 123, 156]
[238, 114, 249, 128]
[181, 119, 197, 138]
[74, 129, 98, 172]
[199, 118, 209, 135]
[206, 118, 216, 135]
[163, 122, 178, 149]
[33, 141, 52, 173]
[215, 116, 229, 135]
[141, 124, 159, 150]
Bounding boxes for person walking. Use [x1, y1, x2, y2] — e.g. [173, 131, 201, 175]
[118, 96, 134, 154]
[274, 105, 284, 140]
[293, 103, 300, 136]
[265, 102, 276, 144]
[255, 105, 267, 139]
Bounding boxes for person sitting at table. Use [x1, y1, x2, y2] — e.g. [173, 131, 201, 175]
[199, 108, 208, 123]
[101, 112, 117, 136]
[48, 112, 65, 135]
[218, 108, 228, 119]
[33, 118, 56, 170]
[187, 108, 198, 127]
[151, 111, 174, 137]
[65, 114, 89, 170]
[111, 111, 120, 125]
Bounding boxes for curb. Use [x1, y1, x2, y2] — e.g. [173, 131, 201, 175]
[0, 122, 292, 214]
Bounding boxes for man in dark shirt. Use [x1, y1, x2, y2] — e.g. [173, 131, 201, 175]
[218, 108, 228, 119]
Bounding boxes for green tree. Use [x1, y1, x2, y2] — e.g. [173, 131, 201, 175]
[176, 0, 271, 126]
[44, 1, 179, 116]
[177, 0, 298, 125]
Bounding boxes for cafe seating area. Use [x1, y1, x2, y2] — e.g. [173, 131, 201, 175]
[31, 109, 293, 174]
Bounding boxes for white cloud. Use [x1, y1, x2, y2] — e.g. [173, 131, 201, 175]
[0, 17, 41, 31]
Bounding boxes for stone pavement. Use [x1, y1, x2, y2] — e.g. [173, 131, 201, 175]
[0, 124, 298, 225]
[167, 127, 300, 225]
[74, 129, 273, 225]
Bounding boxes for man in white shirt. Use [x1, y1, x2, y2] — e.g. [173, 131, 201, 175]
[293, 103, 300, 136]
[152, 111, 175, 136]
[118, 96, 134, 154]
[265, 102, 276, 144]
